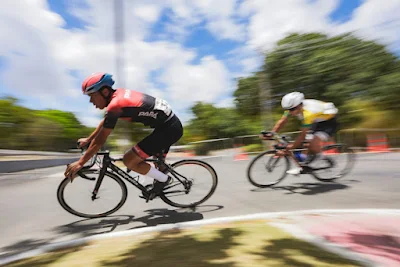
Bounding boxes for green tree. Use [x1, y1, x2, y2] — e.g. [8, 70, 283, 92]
[266, 33, 400, 112]
[0, 97, 94, 151]
[185, 102, 262, 141]
[233, 76, 261, 116]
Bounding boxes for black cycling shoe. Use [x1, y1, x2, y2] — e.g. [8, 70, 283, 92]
[151, 176, 172, 194]
[141, 176, 172, 203]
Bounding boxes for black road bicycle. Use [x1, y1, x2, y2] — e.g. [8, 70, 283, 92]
[247, 131, 355, 188]
[57, 148, 218, 218]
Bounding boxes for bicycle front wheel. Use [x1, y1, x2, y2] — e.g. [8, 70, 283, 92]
[311, 144, 356, 182]
[57, 169, 128, 218]
[247, 150, 289, 188]
[160, 159, 218, 208]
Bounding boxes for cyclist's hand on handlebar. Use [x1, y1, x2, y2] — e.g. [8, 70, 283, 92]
[77, 138, 91, 149]
[285, 143, 294, 151]
[260, 131, 275, 140]
[64, 161, 83, 182]
[276, 150, 287, 156]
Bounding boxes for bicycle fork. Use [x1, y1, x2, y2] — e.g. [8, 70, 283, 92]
[91, 159, 110, 201]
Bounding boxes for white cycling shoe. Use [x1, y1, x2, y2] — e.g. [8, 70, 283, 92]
[286, 167, 303, 175]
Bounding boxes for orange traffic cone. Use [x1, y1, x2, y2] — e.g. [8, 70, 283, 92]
[234, 145, 249, 161]
[367, 134, 389, 152]
[185, 150, 195, 157]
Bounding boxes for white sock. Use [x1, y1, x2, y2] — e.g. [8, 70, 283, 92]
[146, 166, 168, 182]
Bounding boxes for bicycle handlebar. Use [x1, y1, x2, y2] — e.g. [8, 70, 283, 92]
[261, 131, 290, 145]
[77, 141, 90, 152]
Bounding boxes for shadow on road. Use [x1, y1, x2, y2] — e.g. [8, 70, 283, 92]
[251, 181, 356, 195]
[57, 205, 223, 236]
[0, 205, 223, 261]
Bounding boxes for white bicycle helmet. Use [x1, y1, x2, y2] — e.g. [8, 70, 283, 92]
[281, 92, 304, 110]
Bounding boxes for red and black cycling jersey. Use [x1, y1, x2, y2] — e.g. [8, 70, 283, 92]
[103, 88, 174, 129]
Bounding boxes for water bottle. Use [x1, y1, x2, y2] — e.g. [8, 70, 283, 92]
[294, 151, 307, 162]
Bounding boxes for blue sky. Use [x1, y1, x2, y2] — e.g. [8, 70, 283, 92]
[1, 0, 399, 126]
[329, 0, 362, 22]
[47, 0, 88, 29]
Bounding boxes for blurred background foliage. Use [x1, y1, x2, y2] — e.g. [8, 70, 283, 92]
[0, 97, 94, 151]
[184, 32, 400, 143]
[1, 32, 399, 152]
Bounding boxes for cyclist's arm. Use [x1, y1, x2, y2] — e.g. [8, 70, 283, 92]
[87, 118, 105, 142]
[78, 110, 119, 165]
[78, 127, 112, 165]
[290, 127, 310, 149]
[272, 114, 289, 133]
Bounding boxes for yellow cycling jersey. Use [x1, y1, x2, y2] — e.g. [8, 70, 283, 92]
[283, 99, 338, 127]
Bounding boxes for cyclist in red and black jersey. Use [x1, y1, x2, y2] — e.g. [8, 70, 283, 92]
[64, 72, 183, 193]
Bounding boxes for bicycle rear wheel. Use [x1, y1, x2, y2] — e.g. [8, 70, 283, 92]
[57, 169, 128, 218]
[160, 159, 218, 208]
[311, 144, 356, 182]
[247, 150, 289, 188]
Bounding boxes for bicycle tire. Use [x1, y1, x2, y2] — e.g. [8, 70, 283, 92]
[57, 169, 128, 218]
[311, 144, 356, 182]
[247, 150, 290, 188]
[159, 159, 218, 208]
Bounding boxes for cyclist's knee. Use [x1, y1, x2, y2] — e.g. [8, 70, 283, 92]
[309, 136, 322, 153]
[123, 149, 143, 170]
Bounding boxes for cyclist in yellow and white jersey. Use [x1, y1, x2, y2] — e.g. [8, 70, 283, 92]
[261, 92, 339, 175]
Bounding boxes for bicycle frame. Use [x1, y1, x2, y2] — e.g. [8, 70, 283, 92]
[81, 151, 190, 200]
[263, 132, 338, 173]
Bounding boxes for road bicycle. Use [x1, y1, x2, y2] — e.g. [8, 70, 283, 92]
[57, 148, 218, 218]
[247, 131, 355, 188]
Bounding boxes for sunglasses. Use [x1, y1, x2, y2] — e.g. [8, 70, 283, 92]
[288, 106, 298, 112]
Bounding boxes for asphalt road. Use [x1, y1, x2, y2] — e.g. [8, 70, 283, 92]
[0, 152, 399, 260]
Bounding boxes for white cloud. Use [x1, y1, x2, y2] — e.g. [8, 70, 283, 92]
[240, 0, 400, 53]
[232, 0, 400, 77]
[154, 0, 245, 42]
[1, 0, 399, 129]
[192, 0, 246, 41]
[0, 0, 234, 127]
[0, 1, 78, 99]
[133, 4, 162, 23]
[77, 106, 105, 127]
[240, 0, 340, 51]
[215, 97, 235, 108]
[335, 0, 400, 46]
[160, 55, 232, 106]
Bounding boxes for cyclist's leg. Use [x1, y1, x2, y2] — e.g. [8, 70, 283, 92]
[123, 127, 170, 183]
[307, 116, 338, 157]
[125, 115, 183, 183]
[308, 134, 325, 154]
[123, 144, 170, 181]
[162, 115, 183, 157]
[154, 115, 183, 172]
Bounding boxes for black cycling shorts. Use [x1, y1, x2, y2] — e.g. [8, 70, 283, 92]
[310, 116, 339, 139]
[133, 115, 183, 159]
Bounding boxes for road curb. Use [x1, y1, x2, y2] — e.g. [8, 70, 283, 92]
[1, 209, 399, 266]
[0, 157, 80, 174]
[270, 222, 379, 267]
